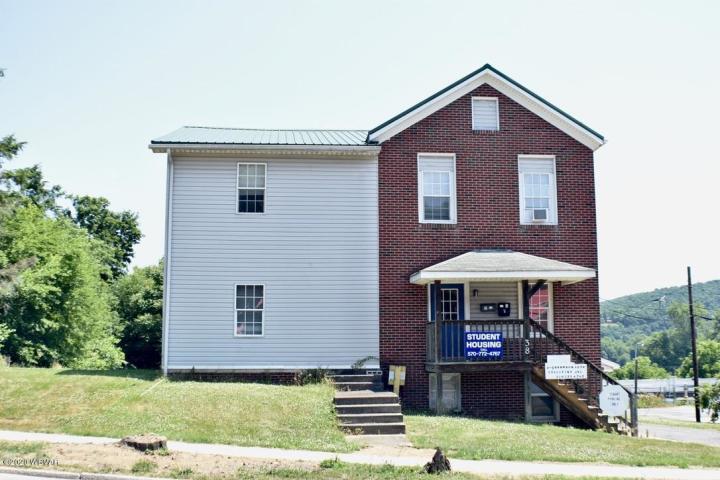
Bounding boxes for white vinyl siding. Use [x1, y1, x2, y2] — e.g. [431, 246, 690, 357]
[417, 154, 457, 224]
[166, 155, 379, 370]
[471, 97, 499, 131]
[469, 282, 518, 320]
[518, 156, 558, 225]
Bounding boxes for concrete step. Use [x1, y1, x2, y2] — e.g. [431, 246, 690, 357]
[337, 413, 404, 424]
[334, 381, 374, 391]
[341, 422, 406, 435]
[334, 391, 399, 406]
[335, 403, 402, 415]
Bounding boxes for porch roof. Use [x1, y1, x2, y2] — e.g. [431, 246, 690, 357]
[409, 250, 596, 285]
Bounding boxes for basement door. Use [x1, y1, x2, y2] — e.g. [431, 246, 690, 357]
[430, 283, 465, 359]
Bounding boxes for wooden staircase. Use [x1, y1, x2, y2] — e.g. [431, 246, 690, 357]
[527, 319, 636, 436]
[331, 372, 406, 435]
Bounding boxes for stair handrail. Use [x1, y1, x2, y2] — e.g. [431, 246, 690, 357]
[527, 318, 638, 436]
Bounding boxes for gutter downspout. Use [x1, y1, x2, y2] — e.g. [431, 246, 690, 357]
[161, 149, 174, 375]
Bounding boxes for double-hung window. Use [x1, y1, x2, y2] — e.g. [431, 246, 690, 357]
[529, 283, 553, 332]
[518, 156, 557, 225]
[418, 154, 457, 224]
[237, 163, 266, 213]
[235, 284, 264, 336]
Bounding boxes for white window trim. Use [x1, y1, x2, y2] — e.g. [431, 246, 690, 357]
[417, 153, 457, 224]
[233, 283, 266, 338]
[528, 380, 560, 422]
[518, 155, 558, 226]
[517, 281, 554, 333]
[471, 96, 500, 131]
[236, 162, 267, 215]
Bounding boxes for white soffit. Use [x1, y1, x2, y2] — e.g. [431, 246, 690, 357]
[368, 68, 605, 151]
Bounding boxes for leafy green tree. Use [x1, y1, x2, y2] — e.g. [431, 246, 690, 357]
[0, 135, 25, 166]
[677, 340, 720, 378]
[113, 261, 163, 368]
[0, 205, 124, 368]
[0, 165, 64, 214]
[70, 195, 142, 279]
[700, 378, 720, 422]
[613, 356, 670, 380]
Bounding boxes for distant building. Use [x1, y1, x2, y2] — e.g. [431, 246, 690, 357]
[602, 358, 620, 373]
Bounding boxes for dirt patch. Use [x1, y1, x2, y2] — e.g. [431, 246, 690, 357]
[43, 442, 315, 477]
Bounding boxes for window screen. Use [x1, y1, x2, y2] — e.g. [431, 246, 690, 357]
[418, 155, 456, 223]
[518, 157, 557, 224]
[237, 163, 266, 213]
[235, 284, 264, 336]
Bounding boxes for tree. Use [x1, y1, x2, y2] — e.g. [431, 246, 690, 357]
[0, 135, 25, 167]
[613, 356, 670, 380]
[113, 261, 163, 368]
[677, 340, 720, 378]
[641, 302, 711, 372]
[700, 378, 720, 422]
[0, 165, 64, 214]
[70, 195, 142, 279]
[0, 205, 124, 368]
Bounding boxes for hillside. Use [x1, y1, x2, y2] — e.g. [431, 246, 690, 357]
[600, 279, 720, 365]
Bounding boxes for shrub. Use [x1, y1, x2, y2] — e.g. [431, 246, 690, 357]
[131, 459, 157, 474]
[293, 368, 329, 386]
[637, 394, 666, 408]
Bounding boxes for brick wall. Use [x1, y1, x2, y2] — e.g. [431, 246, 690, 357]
[378, 83, 600, 413]
[461, 371, 526, 420]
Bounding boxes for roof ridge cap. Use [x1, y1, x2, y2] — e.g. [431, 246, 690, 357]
[181, 125, 368, 132]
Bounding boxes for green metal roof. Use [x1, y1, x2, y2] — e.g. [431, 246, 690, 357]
[151, 126, 369, 146]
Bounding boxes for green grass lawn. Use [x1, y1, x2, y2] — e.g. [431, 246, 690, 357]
[0, 367, 353, 452]
[0, 440, 635, 480]
[640, 415, 720, 431]
[406, 412, 720, 468]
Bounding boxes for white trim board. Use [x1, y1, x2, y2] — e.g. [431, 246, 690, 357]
[368, 69, 605, 151]
[410, 270, 595, 285]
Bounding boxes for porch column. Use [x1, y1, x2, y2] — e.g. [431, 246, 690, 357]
[433, 280, 444, 413]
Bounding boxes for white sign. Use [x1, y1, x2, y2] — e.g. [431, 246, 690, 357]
[544, 354, 588, 380]
[599, 385, 630, 417]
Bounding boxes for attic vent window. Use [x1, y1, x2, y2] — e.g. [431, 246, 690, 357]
[471, 97, 499, 131]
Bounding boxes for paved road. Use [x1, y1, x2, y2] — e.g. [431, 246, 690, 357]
[639, 405, 712, 422]
[639, 405, 720, 446]
[639, 422, 720, 447]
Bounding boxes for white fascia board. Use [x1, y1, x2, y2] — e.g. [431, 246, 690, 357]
[369, 70, 604, 151]
[149, 143, 381, 155]
[409, 269, 596, 285]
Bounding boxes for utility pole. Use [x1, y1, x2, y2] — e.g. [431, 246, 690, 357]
[634, 343, 640, 395]
[687, 266, 701, 423]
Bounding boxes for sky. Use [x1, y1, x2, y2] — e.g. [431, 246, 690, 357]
[1, 0, 719, 300]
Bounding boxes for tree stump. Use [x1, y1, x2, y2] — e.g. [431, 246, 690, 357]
[424, 448, 451, 474]
[121, 433, 168, 452]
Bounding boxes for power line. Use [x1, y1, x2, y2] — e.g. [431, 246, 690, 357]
[604, 309, 667, 324]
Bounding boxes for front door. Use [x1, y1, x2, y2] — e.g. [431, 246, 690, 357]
[430, 284, 465, 359]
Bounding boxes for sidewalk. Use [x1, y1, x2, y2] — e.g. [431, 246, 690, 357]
[2, 429, 720, 480]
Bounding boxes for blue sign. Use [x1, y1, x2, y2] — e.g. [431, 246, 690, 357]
[464, 332, 503, 360]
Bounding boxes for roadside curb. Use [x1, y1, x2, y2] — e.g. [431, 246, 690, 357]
[0, 467, 161, 480]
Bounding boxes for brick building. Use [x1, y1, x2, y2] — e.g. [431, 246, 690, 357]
[152, 64, 621, 429]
